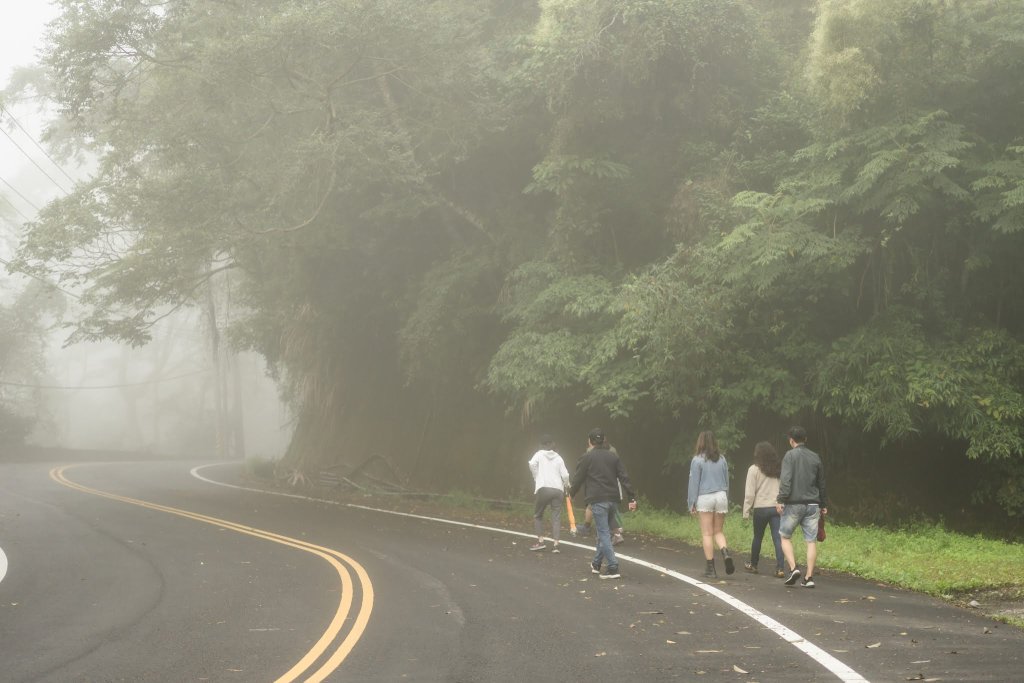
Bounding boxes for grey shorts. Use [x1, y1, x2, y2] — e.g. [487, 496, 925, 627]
[779, 503, 820, 542]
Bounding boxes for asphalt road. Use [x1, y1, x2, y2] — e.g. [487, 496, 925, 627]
[0, 459, 1020, 682]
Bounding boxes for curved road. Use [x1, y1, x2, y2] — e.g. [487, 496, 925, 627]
[0, 459, 1020, 681]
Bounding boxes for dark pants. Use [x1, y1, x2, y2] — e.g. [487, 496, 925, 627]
[751, 506, 784, 569]
[533, 487, 564, 540]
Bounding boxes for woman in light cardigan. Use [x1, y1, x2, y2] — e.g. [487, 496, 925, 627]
[687, 431, 733, 578]
[742, 441, 785, 578]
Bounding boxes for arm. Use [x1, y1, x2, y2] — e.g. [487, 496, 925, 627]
[776, 453, 793, 512]
[558, 457, 570, 488]
[686, 457, 700, 511]
[742, 465, 756, 519]
[528, 453, 540, 481]
[569, 454, 587, 498]
[614, 458, 630, 501]
[817, 457, 828, 513]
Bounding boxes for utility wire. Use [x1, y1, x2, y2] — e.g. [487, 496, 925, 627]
[0, 369, 210, 390]
[0, 193, 31, 222]
[0, 253, 82, 300]
[0, 174, 41, 212]
[0, 105, 78, 187]
[0, 124, 73, 194]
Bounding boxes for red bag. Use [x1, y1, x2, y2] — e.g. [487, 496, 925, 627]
[816, 513, 826, 542]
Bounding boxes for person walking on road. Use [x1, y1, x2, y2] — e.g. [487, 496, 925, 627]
[687, 430, 734, 578]
[528, 435, 570, 552]
[776, 426, 828, 588]
[579, 441, 626, 545]
[569, 428, 637, 579]
[742, 441, 785, 578]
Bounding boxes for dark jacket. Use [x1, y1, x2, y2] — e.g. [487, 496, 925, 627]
[570, 447, 635, 505]
[777, 444, 827, 506]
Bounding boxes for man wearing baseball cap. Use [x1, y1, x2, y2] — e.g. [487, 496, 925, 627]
[569, 428, 637, 579]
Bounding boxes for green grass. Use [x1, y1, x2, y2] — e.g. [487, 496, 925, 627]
[356, 485, 1024, 598]
[624, 504, 1024, 595]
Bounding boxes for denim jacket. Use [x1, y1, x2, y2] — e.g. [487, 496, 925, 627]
[686, 453, 729, 510]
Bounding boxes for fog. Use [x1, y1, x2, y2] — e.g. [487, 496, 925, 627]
[33, 328, 291, 460]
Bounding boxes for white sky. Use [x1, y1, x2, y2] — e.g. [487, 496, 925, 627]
[0, 2, 67, 230]
[0, 1, 57, 85]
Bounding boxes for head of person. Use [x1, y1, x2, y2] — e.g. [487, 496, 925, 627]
[694, 430, 720, 462]
[752, 441, 781, 477]
[539, 434, 555, 450]
[787, 426, 807, 446]
[588, 427, 606, 449]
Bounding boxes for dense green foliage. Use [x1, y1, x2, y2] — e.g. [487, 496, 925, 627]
[13, 0, 1024, 517]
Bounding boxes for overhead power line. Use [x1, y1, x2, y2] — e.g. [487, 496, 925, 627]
[0, 193, 31, 222]
[0, 174, 41, 213]
[0, 104, 78, 187]
[0, 124, 73, 195]
[0, 369, 210, 390]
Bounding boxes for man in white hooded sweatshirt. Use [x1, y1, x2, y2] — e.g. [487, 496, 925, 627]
[528, 435, 571, 552]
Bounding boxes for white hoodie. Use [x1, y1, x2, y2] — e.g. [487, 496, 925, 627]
[528, 449, 570, 493]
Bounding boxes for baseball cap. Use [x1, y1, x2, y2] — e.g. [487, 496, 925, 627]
[588, 427, 606, 444]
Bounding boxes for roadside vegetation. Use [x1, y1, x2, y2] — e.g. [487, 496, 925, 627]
[419, 491, 1024, 627]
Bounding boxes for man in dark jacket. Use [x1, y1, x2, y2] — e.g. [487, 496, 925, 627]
[569, 428, 637, 579]
[776, 426, 828, 588]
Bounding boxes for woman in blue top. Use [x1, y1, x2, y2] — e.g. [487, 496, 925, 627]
[686, 431, 734, 578]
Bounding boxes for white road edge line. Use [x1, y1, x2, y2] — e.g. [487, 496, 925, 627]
[0, 545, 7, 584]
[191, 463, 868, 683]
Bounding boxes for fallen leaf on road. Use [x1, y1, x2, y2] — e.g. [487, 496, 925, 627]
[595, 652, 606, 657]
[733, 665, 749, 674]
[676, 631, 691, 635]
[866, 642, 881, 648]
[911, 660, 931, 664]
[905, 675, 924, 681]
[696, 650, 721, 653]
[666, 640, 676, 644]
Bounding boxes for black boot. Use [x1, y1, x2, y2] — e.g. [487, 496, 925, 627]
[703, 559, 717, 578]
[721, 548, 735, 575]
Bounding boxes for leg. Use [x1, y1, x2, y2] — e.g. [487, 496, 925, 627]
[778, 505, 802, 573]
[712, 511, 727, 551]
[768, 510, 784, 572]
[714, 512, 734, 574]
[591, 501, 617, 571]
[780, 536, 796, 572]
[698, 511, 716, 560]
[750, 508, 769, 568]
[802, 507, 821, 578]
[806, 540, 818, 578]
[548, 490, 562, 542]
[532, 492, 547, 541]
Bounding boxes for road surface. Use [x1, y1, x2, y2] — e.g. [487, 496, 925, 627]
[0, 458, 1020, 681]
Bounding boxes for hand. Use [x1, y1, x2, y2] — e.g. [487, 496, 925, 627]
[821, 507, 828, 516]
[775, 504, 783, 515]
[628, 499, 637, 512]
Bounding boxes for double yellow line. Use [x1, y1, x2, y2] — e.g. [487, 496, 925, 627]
[50, 465, 374, 683]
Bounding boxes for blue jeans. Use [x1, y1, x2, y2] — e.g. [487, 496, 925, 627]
[591, 501, 618, 571]
[750, 507, 783, 570]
